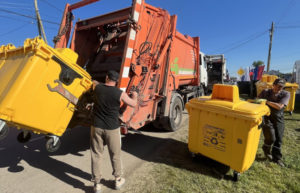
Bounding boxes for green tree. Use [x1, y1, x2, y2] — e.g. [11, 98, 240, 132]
[252, 60, 264, 67]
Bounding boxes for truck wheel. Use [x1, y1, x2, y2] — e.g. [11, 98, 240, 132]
[166, 96, 183, 131]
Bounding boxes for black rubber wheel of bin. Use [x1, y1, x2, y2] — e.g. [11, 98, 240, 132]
[233, 171, 240, 182]
[45, 138, 61, 153]
[17, 131, 31, 143]
[0, 124, 9, 141]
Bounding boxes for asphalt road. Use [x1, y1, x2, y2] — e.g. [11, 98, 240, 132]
[0, 114, 188, 193]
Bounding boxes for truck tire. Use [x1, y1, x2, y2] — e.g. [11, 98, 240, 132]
[165, 94, 183, 131]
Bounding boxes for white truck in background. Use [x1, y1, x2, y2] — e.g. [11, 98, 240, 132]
[199, 52, 208, 92]
[199, 53, 227, 94]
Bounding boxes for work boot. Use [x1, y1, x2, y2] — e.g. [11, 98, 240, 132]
[115, 177, 125, 190]
[262, 145, 272, 161]
[93, 183, 101, 193]
[273, 159, 285, 167]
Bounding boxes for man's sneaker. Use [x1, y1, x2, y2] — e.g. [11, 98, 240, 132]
[263, 150, 273, 161]
[264, 152, 273, 161]
[273, 159, 285, 167]
[94, 183, 101, 193]
[115, 177, 125, 190]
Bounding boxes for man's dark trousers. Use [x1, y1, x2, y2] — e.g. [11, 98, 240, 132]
[262, 108, 285, 161]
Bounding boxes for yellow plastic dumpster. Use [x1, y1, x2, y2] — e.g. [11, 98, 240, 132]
[256, 74, 278, 96]
[186, 84, 270, 180]
[284, 83, 299, 115]
[256, 74, 299, 114]
[0, 37, 92, 151]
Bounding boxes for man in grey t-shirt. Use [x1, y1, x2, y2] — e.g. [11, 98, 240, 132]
[258, 78, 290, 167]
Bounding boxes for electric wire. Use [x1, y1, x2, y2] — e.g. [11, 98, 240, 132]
[0, 15, 35, 24]
[276, 25, 300, 29]
[0, 8, 60, 25]
[221, 30, 268, 53]
[276, 0, 297, 25]
[0, 23, 29, 37]
[39, 0, 63, 13]
[0, 5, 34, 10]
[0, 2, 31, 6]
[210, 30, 269, 54]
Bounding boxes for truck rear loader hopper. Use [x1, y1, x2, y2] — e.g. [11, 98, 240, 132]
[55, 0, 203, 132]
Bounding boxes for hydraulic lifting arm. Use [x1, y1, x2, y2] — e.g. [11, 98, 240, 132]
[54, 0, 100, 48]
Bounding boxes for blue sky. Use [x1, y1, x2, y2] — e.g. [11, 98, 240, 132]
[0, 0, 299, 77]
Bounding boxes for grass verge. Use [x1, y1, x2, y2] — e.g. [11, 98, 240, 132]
[124, 101, 300, 193]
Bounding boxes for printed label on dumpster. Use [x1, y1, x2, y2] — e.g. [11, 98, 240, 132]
[203, 124, 226, 152]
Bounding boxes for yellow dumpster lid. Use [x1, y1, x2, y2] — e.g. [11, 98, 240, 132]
[285, 82, 299, 89]
[186, 84, 270, 122]
[187, 97, 270, 121]
[20, 37, 91, 80]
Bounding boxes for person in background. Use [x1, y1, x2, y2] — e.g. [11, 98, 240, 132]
[89, 70, 137, 193]
[258, 78, 290, 167]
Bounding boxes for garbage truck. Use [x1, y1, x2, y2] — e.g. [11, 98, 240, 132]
[0, 0, 203, 151]
[59, 0, 204, 133]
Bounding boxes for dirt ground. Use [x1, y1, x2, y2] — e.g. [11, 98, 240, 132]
[0, 114, 189, 193]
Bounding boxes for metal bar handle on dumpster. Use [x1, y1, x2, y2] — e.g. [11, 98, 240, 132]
[47, 79, 78, 105]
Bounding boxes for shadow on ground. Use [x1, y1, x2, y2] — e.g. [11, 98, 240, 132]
[0, 126, 93, 193]
[0, 121, 234, 193]
[122, 129, 233, 181]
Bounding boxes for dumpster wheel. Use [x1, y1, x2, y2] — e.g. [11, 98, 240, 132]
[46, 137, 61, 152]
[233, 171, 240, 182]
[0, 122, 9, 141]
[17, 131, 31, 143]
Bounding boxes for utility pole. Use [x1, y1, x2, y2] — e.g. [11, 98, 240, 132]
[34, 0, 47, 43]
[267, 22, 274, 72]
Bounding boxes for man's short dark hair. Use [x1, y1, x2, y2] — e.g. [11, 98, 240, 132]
[273, 78, 285, 87]
[107, 70, 119, 82]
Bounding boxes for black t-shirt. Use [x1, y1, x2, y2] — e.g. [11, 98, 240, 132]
[92, 84, 122, 130]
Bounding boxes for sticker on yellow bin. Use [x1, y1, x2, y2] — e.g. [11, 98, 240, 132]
[203, 124, 226, 152]
[186, 84, 270, 180]
[0, 37, 92, 151]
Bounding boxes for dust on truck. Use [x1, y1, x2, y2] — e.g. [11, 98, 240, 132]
[55, 0, 203, 132]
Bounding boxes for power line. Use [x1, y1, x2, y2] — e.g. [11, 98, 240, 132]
[221, 30, 269, 54]
[276, 25, 300, 29]
[209, 29, 269, 54]
[41, 12, 61, 20]
[0, 15, 35, 24]
[0, 5, 34, 10]
[39, 0, 63, 13]
[276, 0, 297, 25]
[0, 2, 31, 6]
[0, 8, 60, 25]
[0, 23, 29, 37]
